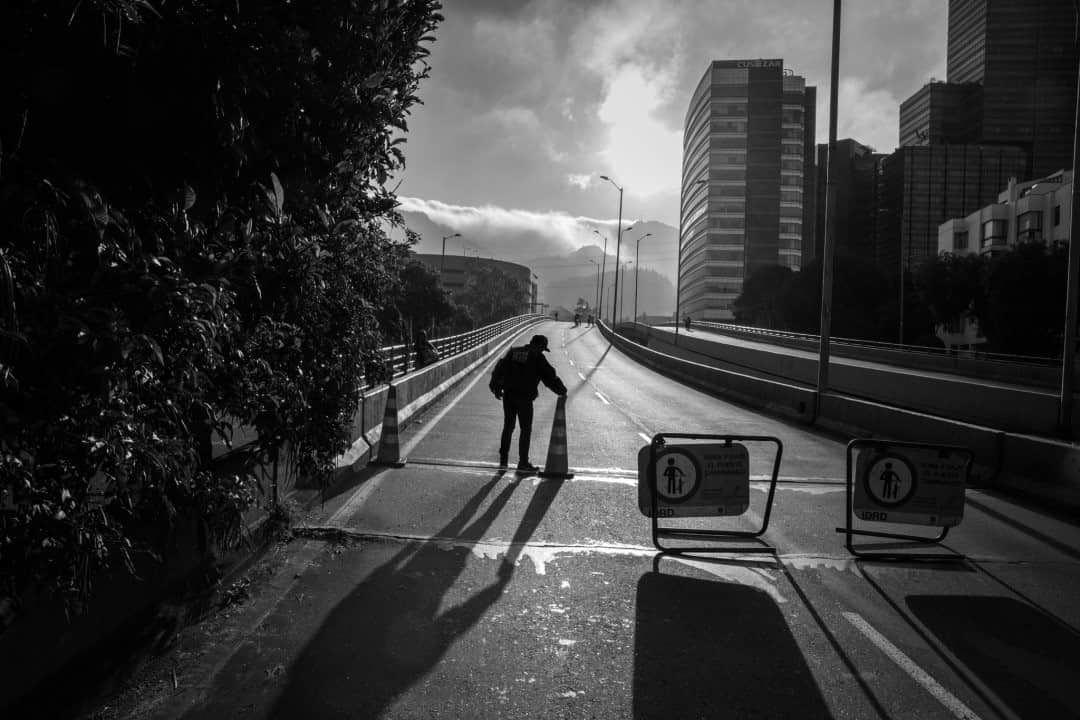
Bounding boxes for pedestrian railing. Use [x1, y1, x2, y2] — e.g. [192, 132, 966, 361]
[364, 313, 545, 386]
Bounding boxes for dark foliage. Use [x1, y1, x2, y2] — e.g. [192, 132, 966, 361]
[0, 0, 442, 615]
[914, 242, 1068, 355]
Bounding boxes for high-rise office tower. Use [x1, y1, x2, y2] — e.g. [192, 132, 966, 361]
[900, 1, 1075, 176]
[811, 139, 885, 266]
[679, 59, 816, 321]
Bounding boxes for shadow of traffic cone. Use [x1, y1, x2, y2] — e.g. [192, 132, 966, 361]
[539, 395, 574, 479]
[369, 384, 407, 468]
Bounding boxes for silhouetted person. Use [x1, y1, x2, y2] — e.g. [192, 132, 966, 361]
[684, 315, 692, 332]
[414, 330, 440, 368]
[489, 334, 567, 471]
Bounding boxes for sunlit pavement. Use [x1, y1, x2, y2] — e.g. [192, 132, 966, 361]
[142, 322, 1080, 720]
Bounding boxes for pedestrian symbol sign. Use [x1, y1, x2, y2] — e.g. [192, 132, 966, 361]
[657, 452, 699, 502]
[638, 442, 749, 517]
[865, 456, 915, 506]
[852, 446, 969, 527]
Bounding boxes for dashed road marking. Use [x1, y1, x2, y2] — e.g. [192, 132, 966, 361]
[577, 372, 585, 381]
[595, 391, 610, 405]
[842, 612, 983, 720]
[638, 432, 651, 443]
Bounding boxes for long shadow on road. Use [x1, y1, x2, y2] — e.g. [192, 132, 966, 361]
[244, 472, 568, 719]
[633, 559, 833, 719]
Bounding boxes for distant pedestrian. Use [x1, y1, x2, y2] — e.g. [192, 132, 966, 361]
[489, 334, 567, 471]
[683, 315, 692, 332]
[573, 313, 580, 327]
[414, 330, 440, 368]
[587, 314, 594, 326]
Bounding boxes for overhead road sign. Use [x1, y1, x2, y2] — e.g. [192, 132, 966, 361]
[839, 439, 973, 561]
[637, 433, 782, 556]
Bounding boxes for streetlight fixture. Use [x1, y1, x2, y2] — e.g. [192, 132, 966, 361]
[675, 178, 708, 336]
[599, 175, 624, 324]
[633, 232, 652, 323]
[441, 233, 461, 280]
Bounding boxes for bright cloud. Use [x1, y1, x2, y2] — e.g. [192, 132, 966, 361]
[832, 77, 902, 153]
[397, 196, 629, 260]
[596, 65, 684, 198]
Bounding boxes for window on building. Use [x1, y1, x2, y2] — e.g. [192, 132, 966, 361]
[1054, 205, 1062, 226]
[982, 219, 1007, 249]
[1017, 211, 1042, 243]
[953, 230, 969, 252]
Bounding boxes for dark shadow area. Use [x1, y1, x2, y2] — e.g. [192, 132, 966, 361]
[192, 471, 567, 719]
[633, 564, 834, 719]
[965, 495, 1080, 560]
[907, 595, 1080, 719]
[252, 470, 515, 719]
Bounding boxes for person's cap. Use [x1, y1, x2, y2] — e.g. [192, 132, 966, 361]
[529, 334, 550, 352]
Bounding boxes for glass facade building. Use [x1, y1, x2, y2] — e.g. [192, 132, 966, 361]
[946, 0, 1077, 178]
[679, 60, 815, 320]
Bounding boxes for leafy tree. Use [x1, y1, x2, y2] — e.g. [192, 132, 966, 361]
[983, 241, 1067, 356]
[0, 0, 443, 616]
[733, 264, 794, 327]
[914, 252, 986, 332]
[456, 265, 530, 325]
[377, 258, 455, 341]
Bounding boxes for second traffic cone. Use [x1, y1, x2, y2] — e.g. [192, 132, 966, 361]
[539, 395, 574, 479]
[369, 384, 407, 468]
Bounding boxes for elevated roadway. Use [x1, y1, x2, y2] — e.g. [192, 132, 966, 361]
[138, 321, 1080, 720]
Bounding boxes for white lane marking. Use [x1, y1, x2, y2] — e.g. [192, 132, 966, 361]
[568, 359, 574, 366]
[327, 341, 515, 526]
[842, 612, 983, 720]
[577, 372, 585, 381]
[638, 432, 652, 443]
[595, 391, 610, 405]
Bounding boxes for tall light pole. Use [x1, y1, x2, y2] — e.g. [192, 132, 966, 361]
[675, 178, 708, 336]
[588, 258, 600, 316]
[633, 232, 652, 323]
[1058, 7, 1080, 437]
[816, 0, 842, 408]
[592, 229, 609, 318]
[619, 261, 633, 322]
[599, 175, 624, 324]
[441, 233, 461, 281]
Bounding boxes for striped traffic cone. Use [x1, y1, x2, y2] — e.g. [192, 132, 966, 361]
[539, 395, 574, 479]
[369, 384, 407, 468]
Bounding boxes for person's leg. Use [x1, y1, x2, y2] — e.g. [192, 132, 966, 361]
[499, 396, 516, 465]
[518, 400, 534, 465]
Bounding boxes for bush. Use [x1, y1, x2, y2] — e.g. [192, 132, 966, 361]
[0, 0, 442, 617]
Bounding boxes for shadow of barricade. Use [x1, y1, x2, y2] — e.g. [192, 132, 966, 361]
[633, 559, 833, 719]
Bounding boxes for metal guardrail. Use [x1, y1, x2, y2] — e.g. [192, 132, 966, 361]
[365, 313, 545, 385]
[693, 320, 1062, 367]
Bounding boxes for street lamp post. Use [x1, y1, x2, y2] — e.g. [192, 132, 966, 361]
[633, 232, 652, 323]
[599, 175, 624, 324]
[588, 258, 600, 317]
[592, 229, 608, 319]
[619, 261, 632, 322]
[675, 179, 708, 336]
[441, 233, 461, 281]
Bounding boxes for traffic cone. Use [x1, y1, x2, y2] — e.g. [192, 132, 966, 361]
[539, 395, 574, 479]
[369, 384, 407, 468]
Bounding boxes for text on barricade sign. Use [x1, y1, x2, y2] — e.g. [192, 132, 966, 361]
[852, 445, 970, 527]
[637, 442, 750, 518]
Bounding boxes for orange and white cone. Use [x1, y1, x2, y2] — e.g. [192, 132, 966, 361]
[369, 384, 407, 468]
[539, 395, 574, 479]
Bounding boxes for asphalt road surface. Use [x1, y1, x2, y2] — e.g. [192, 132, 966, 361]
[141, 321, 1080, 720]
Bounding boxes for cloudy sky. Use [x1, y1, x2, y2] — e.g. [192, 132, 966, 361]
[394, 0, 946, 259]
